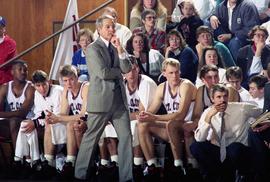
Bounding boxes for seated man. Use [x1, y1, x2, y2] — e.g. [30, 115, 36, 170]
[184, 65, 240, 171]
[225, 66, 252, 102]
[191, 65, 240, 131]
[137, 58, 197, 180]
[191, 84, 262, 182]
[46, 65, 88, 179]
[14, 70, 64, 179]
[237, 25, 270, 89]
[0, 60, 34, 149]
[248, 74, 268, 108]
[125, 56, 157, 179]
[210, 0, 260, 60]
[248, 65, 270, 182]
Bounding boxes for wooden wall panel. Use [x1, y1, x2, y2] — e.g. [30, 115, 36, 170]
[0, 0, 175, 79]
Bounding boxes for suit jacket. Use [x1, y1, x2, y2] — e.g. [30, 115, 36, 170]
[85, 37, 131, 112]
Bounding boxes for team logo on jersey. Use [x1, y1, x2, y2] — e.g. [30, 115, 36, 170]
[9, 102, 22, 111]
[70, 103, 82, 115]
[165, 101, 179, 112]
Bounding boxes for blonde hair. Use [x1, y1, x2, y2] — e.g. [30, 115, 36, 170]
[162, 58, 180, 71]
[133, 0, 167, 17]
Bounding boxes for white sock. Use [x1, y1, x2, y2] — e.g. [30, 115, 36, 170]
[134, 157, 144, 166]
[147, 158, 157, 166]
[110, 155, 118, 164]
[44, 154, 55, 167]
[188, 157, 198, 168]
[25, 158, 32, 164]
[101, 159, 109, 166]
[66, 155, 76, 166]
[14, 156, 22, 162]
[174, 159, 183, 167]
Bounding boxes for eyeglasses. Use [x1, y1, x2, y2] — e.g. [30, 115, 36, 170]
[169, 38, 180, 42]
[254, 33, 266, 38]
[145, 16, 156, 20]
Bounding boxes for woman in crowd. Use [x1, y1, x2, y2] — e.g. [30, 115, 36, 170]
[72, 28, 93, 81]
[165, 30, 198, 84]
[196, 46, 227, 86]
[168, 0, 203, 52]
[126, 32, 164, 83]
[132, 9, 166, 55]
[130, 0, 167, 31]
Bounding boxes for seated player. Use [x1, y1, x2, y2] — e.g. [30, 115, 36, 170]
[137, 58, 197, 180]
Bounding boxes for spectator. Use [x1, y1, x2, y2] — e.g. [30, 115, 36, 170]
[196, 47, 226, 87]
[0, 16, 16, 85]
[72, 28, 93, 81]
[165, 30, 198, 83]
[130, 0, 167, 31]
[126, 32, 164, 83]
[251, 0, 270, 23]
[225, 66, 252, 102]
[171, 0, 215, 24]
[210, 0, 260, 61]
[248, 74, 268, 109]
[237, 25, 270, 89]
[196, 26, 235, 68]
[133, 9, 166, 55]
[172, 0, 204, 52]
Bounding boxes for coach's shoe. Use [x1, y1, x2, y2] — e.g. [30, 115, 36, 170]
[59, 162, 74, 180]
[133, 164, 143, 182]
[166, 165, 186, 182]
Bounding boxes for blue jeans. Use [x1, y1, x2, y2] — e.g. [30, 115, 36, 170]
[214, 27, 246, 61]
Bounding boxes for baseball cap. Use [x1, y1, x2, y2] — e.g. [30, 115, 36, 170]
[0, 16, 6, 27]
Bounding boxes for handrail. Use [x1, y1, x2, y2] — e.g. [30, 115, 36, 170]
[0, 0, 115, 69]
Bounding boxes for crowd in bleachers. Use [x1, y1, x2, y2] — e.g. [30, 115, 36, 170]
[1, 0, 270, 181]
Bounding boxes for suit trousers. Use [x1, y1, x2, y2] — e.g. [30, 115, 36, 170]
[190, 141, 251, 181]
[75, 87, 133, 181]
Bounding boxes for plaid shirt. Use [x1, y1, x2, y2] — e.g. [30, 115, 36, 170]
[133, 26, 165, 55]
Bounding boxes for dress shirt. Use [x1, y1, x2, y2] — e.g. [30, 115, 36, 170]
[195, 102, 262, 146]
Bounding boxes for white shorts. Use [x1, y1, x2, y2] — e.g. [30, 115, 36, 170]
[100, 122, 117, 139]
[130, 120, 139, 147]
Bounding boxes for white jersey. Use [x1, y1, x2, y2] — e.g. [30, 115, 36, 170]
[125, 74, 157, 112]
[126, 85, 140, 113]
[162, 81, 195, 121]
[7, 80, 31, 111]
[202, 85, 212, 110]
[67, 82, 87, 115]
[33, 85, 63, 121]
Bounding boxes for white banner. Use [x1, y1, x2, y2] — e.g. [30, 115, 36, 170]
[49, 0, 79, 80]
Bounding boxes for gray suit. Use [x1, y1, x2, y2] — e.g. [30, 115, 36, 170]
[75, 37, 133, 181]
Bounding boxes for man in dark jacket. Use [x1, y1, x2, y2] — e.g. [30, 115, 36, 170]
[210, 0, 260, 61]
